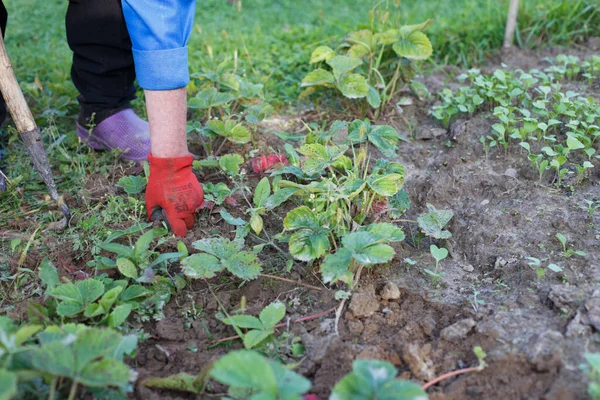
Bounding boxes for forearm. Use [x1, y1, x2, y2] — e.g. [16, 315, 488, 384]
[145, 88, 188, 157]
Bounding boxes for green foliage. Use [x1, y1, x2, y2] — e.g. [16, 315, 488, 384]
[116, 175, 147, 195]
[219, 301, 286, 349]
[0, 318, 136, 399]
[417, 204, 454, 239]
[283, 206, 331, 262]
[347, 119, 406, 157]
[181, 237, 262, 281]
[431, 56, 600, 185]
[556, 233, 586, 258]
[584, 353, 600, 400]
[330, 359, 427, 400]
[301, 18, 433, 113]
[321, 223, 405, 285]
[429, 245, 449, 274]
[210, 350, 311, 400]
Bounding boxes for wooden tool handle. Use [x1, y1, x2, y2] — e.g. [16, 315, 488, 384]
[0, 32, 37, 133]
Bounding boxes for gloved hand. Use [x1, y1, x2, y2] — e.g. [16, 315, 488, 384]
[145, 153, 204, 236]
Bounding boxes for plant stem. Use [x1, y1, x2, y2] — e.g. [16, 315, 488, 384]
[391, 219, 418, 224]
[67, 381, 78, 400]
[421, 366, 483, 390]
[47, 377, 57, 400]
[334, 297, 347, 336]
[259, 273, 322, 291]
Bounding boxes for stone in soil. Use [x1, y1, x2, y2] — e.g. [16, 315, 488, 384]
[402, 342, 436, 381]
[380, 282, 401, 300]
[349, 285, 379, 318]
[440, 318, 476, 342]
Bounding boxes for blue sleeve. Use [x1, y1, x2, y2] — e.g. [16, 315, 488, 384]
[122, 0, 196, 90]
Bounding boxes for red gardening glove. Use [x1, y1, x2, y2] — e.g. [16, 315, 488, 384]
[145, 153, 204, 237]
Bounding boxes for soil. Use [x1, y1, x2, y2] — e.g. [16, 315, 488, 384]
[6, 41, 598, 399]
[127, 40, 600, 399]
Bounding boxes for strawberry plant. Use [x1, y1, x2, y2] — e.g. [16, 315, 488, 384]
[330, 359, 426, 400]
[219, 301, 286, 349]
[181, 237, 261, 281]
[301, 18, 433, 115]
[321, 223, 405, 287]
[0, 318, 137, 400]
[210, 350, 311, 400]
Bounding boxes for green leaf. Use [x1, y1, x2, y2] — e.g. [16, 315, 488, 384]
[98, 242, 134, 259]
[417, 204, 454, 239]
[227, 124, 252, 144]
[367, 86, 381, 108]
[188, 87, 237, 109]
[51, 283, 83, 304]
[99, 286, 123, 313]
[254, 177, 271, 208]
[259, 302, 286, 328]
[327, 55, 363, 80]
[338, 73, 369, 99]
[363, 223, 405, 242]
[84, 303, 106, 318]
[283, 206, 320, 230]
[393, 30, 433, 60]
[264, 188, 297, 210]
[342, 232, 395, 265]
[556, 233, 567, 247]
[220, 209, 246, 226]
[108, 303, 133, 328]
[301, 69, 335, 87]
[430, 245, 449, 263]
[270, 359, 311, 397]
[116, 258, 138, 279]
[211, 350, 277, 392]
[567, 136, 585, 150]
[134, 230, 156, 258]
[181, 253, 221, 279]
[243, 330, 272, 349]
[331, 359, 427, 400]
[116, 175, 147, 195]
[221, 315, 264, 330]
[57, 301, 85, 317]
[250, 213, 264, 235]
[14, 324, 43, 346]
[0, 369, 17, 400]
[367, 174, 404, 196]
[321, 248, 353, 284]
[219, 153, 244, 175]
[223, 252, 262, 280]
[77, 279, 105, 304]
[39, 258, 60, 296]
[389, 189, 411, 218]
[310, 46, 336, 64]
[367, 125, 402, 157]
[288, 229, 330, 262]
[79, 358, 132, 389]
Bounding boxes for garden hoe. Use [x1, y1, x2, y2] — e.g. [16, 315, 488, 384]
[0, 33, 71, 225]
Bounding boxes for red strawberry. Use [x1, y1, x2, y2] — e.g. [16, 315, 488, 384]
[224, 196, 238, 206]
[304, 395, 319, 400]
[251, 154, 289, 173]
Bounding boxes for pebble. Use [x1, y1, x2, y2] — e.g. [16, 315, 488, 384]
[380, 282, 401, 300]
[504, 168, 518, 178]
[440, 318, 476, 342]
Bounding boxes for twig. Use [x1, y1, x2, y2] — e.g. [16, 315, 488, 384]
[391, 219, 418, 224]
[334, 298, 347, 336]
[210, 305, 338, 344]
[421, 366, 483, 391]
[260, 273, 322, 291]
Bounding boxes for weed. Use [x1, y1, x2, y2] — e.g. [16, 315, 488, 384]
[218, 301, 286, 349]
[556, 233, 586, 258]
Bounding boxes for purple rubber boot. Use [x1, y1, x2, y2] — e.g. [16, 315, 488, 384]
[77, 109, 150, 162]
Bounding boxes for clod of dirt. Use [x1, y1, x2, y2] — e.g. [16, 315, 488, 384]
[418, 126, 446, 140]
[155, 318, 186, 341]
[357, 346, 402, 366]
[346, 319, 364, 335]
[585, 291, 600, 332]
[440, 318, 476, 342]
[349, 285, 379, 318]
[380, 282, 401, 300]
[548, 285, 584, 316]
[402, 343, 436, 381]
[525, 330, 564, 372]
[566, 311, 592, 338]
[504, 168, 518, 178]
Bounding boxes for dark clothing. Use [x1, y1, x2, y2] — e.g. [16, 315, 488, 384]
[0, 0, 137, 125]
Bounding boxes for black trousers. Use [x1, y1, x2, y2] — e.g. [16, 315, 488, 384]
[0, 0, 137, 125]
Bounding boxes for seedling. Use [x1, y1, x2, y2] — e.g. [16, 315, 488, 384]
[583, 353, 600, 400]
[556, 233, 586, 258]
[430, 244, 448, 273]
[417, 204, 454, 239]
[330, 359, 426, 400]
[219, 301, 286, 349]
